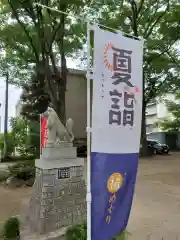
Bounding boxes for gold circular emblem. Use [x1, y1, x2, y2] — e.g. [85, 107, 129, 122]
[107, 172, 123, 193]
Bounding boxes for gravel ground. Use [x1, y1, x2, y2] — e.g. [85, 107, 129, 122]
[128, 154, 180, 239]
[0, 186, 31, 223]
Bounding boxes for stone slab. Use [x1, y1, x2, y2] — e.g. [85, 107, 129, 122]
[46, 142, 73, 148]
[35, 158, 84, 169]
[41, 146, 77, 160]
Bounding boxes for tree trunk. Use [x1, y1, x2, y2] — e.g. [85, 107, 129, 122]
[140, 99, 149, 156]
[3, 71, 9, 161]
[140, 74, 150, 157]
[54, 86, 66, 126]
[56, 3, 67, 126]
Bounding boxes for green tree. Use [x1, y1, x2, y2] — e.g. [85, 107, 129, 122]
[20, 72, 50, 120]
[28, 119, 40, 157]
[158, 94, 180, 132]
[10, 116, 40, 157]
[88, 0, 180, 155]
[0, 0, 86, 123]
[10, 116, 29, 156]
[0, 132, 14, 158]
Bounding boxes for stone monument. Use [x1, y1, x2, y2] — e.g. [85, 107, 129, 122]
[21, 107, 86, 240]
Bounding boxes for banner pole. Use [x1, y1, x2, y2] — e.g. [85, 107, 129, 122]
[86, 22, 92, 240]
[40, 114, 42, 156]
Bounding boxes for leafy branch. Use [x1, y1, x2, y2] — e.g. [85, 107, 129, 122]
[7, 0, 39, 62]
[144, 1, 170, 38]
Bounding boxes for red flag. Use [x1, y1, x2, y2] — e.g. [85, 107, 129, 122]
[40, 115, 48, 153]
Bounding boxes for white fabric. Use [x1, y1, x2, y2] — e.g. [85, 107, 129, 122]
[91, 27, 143, 154]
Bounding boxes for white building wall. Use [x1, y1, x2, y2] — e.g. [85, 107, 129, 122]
[15, 100, 22, 117]
[146, 104, 157, 116]
[146, 94, 177, 133]
[146, 115, 157, 126]
[156, 94, 176, 119]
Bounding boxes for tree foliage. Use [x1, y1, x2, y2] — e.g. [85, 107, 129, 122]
[28, 118, 40, 157]
[158, 94, 180, 132]
[85, 0, 180, 102]
[10, 116, 40, 156]
[10, 116, 29, 155]
[20, 71, 50, 120]
[0, 0, 87, 122]
[0, 132, 14, 157]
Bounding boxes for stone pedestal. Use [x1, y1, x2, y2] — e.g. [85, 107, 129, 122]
[21, 143, 86, 240]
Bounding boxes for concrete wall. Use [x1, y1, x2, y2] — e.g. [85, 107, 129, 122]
[66, 71, 86, 139]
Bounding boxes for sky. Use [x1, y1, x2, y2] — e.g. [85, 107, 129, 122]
[0, 77, 22, 132]
[0, 60, 77, 132]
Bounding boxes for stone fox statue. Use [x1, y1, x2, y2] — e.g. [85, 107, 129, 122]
[42, 107, 74, 144]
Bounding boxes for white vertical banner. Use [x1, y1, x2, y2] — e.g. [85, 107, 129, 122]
[91, 26, 143, 154]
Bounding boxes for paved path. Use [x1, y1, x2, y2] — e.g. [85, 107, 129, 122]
[128, 155, 180, 239]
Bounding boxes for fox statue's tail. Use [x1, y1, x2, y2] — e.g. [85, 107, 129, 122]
[66, 118, 74, 142]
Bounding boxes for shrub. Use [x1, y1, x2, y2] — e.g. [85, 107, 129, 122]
[8, 160, 35, 181]
[65, 222, 127, 240]
[0, 133, 15, 160]
[65, 223, 86, 240]
[4, 155, 35, 162]
[2, 216, 20, 239]
[0, 170, 9, 182]
[112, 230, 127, 240]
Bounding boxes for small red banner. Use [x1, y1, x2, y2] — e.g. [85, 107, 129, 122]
[40, 115, 48, 153]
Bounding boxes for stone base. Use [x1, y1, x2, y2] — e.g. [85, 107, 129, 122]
[42, 143, 76, 160]
[21, 153, 86, 239]
[35, 158, 84, 170]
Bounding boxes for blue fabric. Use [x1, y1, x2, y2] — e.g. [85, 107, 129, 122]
[91, 152, 139, 240]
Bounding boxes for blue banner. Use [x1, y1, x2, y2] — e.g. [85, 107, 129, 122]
[91, 152, 138, 240]
[91, 26, 143, 240]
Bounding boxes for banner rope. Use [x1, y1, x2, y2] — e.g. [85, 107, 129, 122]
[34, 3, 144, 41]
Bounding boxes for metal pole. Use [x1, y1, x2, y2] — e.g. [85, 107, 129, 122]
[86, 23, 92, 240]
[0, 102, 2, 133]
[40, 114, 42, 155]
[3, 71, 9, 159]
[0, 103, 2, 161]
